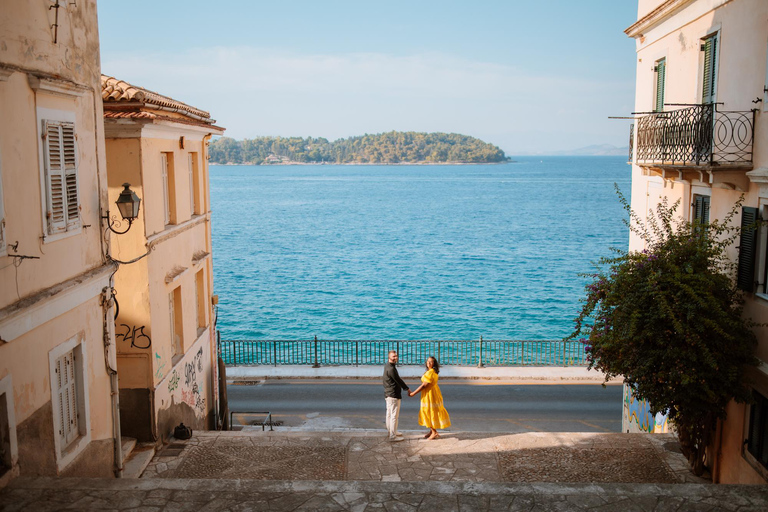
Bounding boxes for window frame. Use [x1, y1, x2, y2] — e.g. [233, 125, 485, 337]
[37, 108, 81, 242]
[161, 152, 171, 226]
[0, 147, 5, 256]
[48, 334, 91, 471]
[0, 374, 19, 480]
[746, 389, 768, 474]
[170, 287, 183, 361]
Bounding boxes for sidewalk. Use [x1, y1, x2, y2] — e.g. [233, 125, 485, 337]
[227, 365, 621, 384]
[2, 431, 767, 511]
[2, 431, 768, 511]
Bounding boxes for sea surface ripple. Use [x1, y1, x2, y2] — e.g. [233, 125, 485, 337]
[211, 156, 630, 340]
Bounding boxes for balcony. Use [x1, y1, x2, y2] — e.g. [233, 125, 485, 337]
[631, 104, 756, 188]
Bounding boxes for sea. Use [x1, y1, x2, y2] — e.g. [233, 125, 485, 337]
[210, 156, 631, 341]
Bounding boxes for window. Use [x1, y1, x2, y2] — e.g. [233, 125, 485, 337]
[195, 268, 207, 335]
[48, 335, 90, 470]
[701, 33, 719, 104]
[747, 390, 768, 471]
[692, 194, 710, 224]
[54, 350, 79, 447]
[170, 287, 183, 357]
[161, 152, 176, 225]
[737, 206, 759, 292]
[43, 120, 79, 234]
[654, 58, 666, 112]
[764, 40, 768, 112]
[0, 375, 18, 480]
[189, 152, 200, 216]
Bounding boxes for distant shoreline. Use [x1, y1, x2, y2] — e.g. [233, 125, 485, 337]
[211, 161, 515, 166]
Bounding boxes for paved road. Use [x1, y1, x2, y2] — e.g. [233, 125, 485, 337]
[227, 380, 623, 432]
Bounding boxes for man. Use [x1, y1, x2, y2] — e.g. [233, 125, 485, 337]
[382, 350, 410, 442]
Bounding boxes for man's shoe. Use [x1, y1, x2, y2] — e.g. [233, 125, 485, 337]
[394, 433, 404, 438]
[389, 436, 405, 442]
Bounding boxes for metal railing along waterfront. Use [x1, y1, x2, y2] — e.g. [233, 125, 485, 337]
[634, 103, 755, 167]
[218, 338, 587, 367]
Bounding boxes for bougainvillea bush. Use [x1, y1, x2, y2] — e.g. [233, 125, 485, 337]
[569, 190, 758, 475]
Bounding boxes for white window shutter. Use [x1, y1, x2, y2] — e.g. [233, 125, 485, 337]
[44, 122, 67, 234]
[62, 123, 79, 228]
[56, 350, 79, 447]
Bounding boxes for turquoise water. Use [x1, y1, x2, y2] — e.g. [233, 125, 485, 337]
[211, 157, 630, 340]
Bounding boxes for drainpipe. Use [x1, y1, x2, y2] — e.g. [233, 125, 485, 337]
[92, 79, 124, 478]
[101, 284, 124, 477]
[202, 132, 220, 430]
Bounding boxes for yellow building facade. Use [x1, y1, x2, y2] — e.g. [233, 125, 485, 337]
[0, 0, 120, 482]
[626, 0, 768, 483]
[101, 77, 224, 443]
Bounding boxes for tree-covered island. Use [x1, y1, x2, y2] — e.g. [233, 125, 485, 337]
[208, 131, 511, 165]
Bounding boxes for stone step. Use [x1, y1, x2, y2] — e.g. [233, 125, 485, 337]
[120, 437, 136, 462]
[122, 444, 155, 479]
[3, 476, 767, 512]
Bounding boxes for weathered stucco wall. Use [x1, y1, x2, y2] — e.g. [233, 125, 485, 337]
[627, 0, 768, 484]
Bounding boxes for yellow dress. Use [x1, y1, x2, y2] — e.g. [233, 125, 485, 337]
[418, 368, 451, 429]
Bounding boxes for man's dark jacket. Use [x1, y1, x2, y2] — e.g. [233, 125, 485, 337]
[383, 362, 409, 399]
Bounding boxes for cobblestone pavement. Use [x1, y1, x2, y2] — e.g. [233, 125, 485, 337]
[143, 431, 705, 485]
[2, 477, 768, 511]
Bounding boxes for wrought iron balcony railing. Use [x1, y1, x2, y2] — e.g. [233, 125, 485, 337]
[633, 104, 755, 168]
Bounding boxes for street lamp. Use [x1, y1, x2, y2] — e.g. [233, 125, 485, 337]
[103, 183, 141, 234]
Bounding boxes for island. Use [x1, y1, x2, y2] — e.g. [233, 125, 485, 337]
[208, 131, 511, 165]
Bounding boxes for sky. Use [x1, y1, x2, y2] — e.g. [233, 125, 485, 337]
[97, 0, 639, 155]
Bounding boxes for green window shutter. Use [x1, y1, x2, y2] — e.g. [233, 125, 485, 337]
[693, 195, 710, 224]
[655, 59, 666, 112]
[737, 206, 758, 292]
[701, 35, 718, 103]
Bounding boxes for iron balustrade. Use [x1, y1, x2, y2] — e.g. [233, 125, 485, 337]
[633, 104, 755, 167]
[218, 338, 588, 367]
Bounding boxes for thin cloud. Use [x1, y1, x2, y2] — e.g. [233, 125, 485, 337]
[102, 47, 633, 152]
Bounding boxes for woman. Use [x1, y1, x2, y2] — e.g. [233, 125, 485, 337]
[409, 356, 450, 439]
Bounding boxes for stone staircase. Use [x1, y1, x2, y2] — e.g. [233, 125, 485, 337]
[119, 437, 155, 479]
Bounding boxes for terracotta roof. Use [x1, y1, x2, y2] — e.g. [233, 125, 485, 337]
[101, 75, 213, 122]
[102, 110, 224, 131]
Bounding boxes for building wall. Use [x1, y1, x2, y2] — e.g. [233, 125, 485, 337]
[0, 0, 116, 483]
[627, 0, 768, 484]
[105, 126, 217, 443]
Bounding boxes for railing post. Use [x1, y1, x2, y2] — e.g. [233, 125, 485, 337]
[355, 341, 359, 367]
[437, 341, 441, 363]
[273, 341, 277, 367]
[477, 336, 484, 368]
[563, 339, 567, 367]
[313, 335, 320, 368]
[396, 340, 399, 364]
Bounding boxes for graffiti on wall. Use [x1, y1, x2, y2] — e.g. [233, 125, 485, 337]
[623, 384, 669, 433]
[184, 348, 204, 386]
[181, 382, 206, 414]
[155, 352, 166, 380]
[168, 369, 180, 393]
[162, 345, 208, 419]
[116, 324, 152, 349]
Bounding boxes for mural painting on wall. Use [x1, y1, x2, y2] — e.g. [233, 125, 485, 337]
[623, 384, 669, 433]
[116, 323, 152, 349]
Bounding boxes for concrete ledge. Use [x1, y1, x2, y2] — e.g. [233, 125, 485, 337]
[226, 365, 621, 384]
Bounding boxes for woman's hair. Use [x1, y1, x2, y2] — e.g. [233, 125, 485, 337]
[428, 356, 440, 374]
